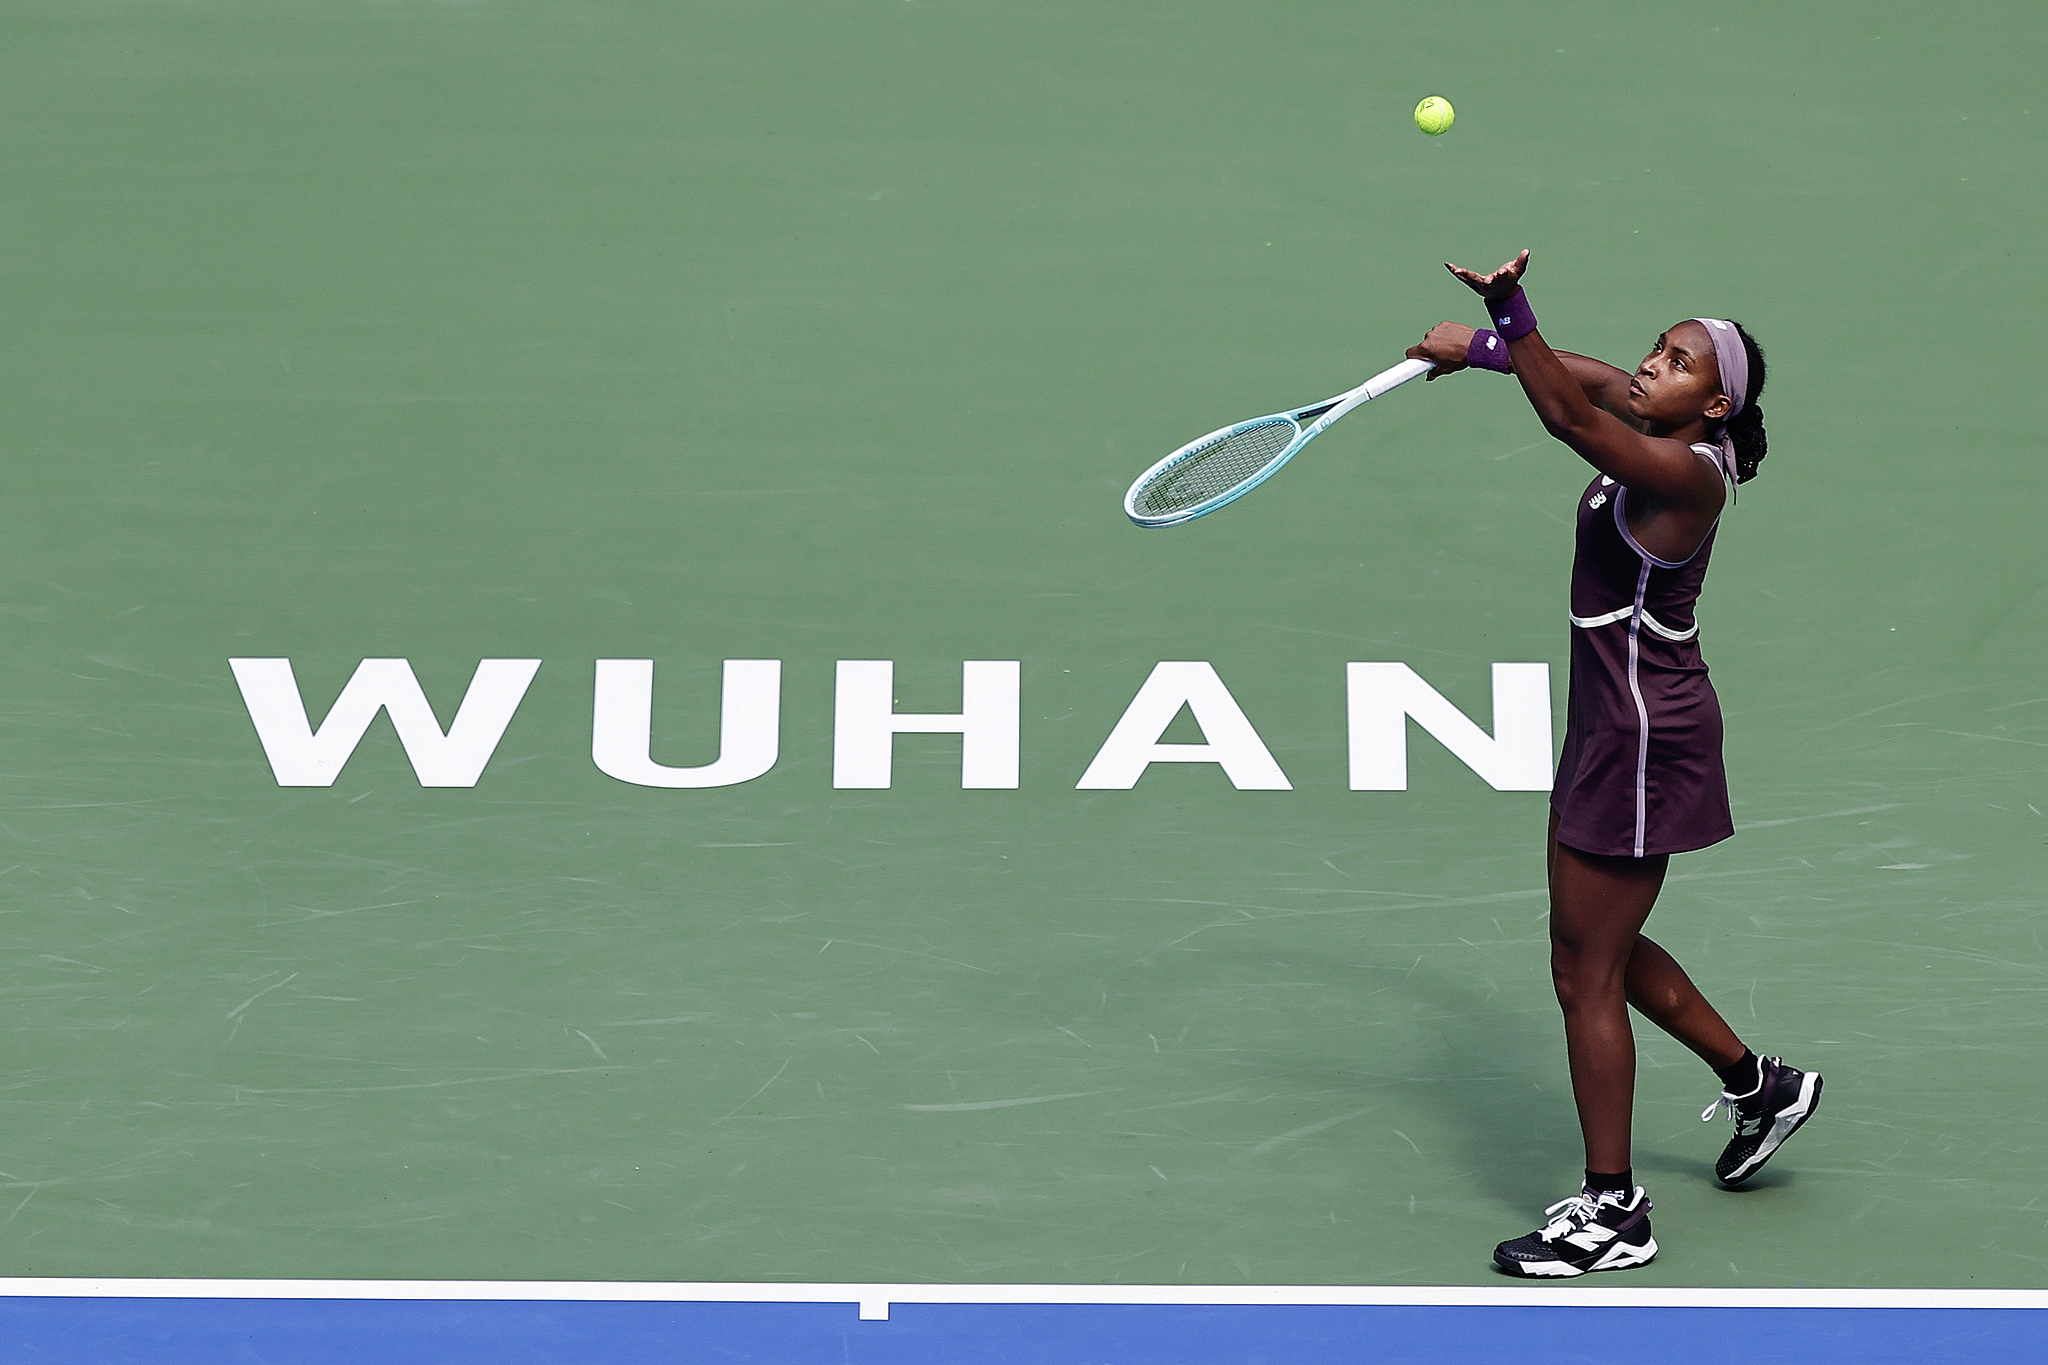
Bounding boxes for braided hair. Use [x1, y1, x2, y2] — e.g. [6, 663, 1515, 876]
[1723, 321, 1767, 483]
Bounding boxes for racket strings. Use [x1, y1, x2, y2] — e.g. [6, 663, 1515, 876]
[1131, 419, 1299, 517]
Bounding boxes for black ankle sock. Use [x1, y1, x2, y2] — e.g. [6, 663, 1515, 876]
[1584, 1168, 1632, 1196]
[1716, 1049, 1761, 1095]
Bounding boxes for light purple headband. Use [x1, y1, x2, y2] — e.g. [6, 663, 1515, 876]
[1690, 317, 1748, 484]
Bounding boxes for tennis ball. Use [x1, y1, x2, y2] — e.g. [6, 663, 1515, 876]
[1414, 96, 1455, 136]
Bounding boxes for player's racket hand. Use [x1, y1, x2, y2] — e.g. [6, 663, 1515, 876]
[1445, 249, 1530, 301]
[1407, 321, 1477, 378]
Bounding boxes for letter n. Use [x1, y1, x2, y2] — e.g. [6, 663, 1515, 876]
[1346, 662, 1552, 791]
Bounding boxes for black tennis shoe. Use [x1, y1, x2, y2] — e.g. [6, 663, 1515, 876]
[1701, 1056, 1823, 1187]
[1492, 1186, 1657, 1278]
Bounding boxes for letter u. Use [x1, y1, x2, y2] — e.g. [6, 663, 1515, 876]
[592, 659, 781, 788]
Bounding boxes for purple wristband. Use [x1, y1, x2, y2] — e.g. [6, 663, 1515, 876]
[1487, 287, 1538, 340]
[1465, 328, 1513, 373]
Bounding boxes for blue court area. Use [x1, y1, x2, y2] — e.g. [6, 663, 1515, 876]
[4, 1298, 2044, 1365]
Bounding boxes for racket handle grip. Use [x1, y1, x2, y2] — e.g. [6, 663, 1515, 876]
[1364, 357, 1434, 399]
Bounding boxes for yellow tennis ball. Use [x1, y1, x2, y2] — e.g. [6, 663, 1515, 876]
[1414, 96, 1455, 136]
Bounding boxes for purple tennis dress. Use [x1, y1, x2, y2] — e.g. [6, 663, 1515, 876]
[1552, 446, 1735, 858]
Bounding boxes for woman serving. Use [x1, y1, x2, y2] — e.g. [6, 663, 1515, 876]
[1407, 251, 1821, 1277]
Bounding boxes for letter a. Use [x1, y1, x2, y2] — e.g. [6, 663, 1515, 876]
[1075, 662, 1291, 790]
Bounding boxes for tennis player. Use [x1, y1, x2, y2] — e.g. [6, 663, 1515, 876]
[1406, 251, 1821, 1277]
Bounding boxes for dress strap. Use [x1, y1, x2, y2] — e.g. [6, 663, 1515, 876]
[1693, 441, 1738, 500]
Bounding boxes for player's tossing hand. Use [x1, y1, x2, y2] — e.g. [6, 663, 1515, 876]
[1407, 321, 1477, 378]
[1446, 249, 1530, 301]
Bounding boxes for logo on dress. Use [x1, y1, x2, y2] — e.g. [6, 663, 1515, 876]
[1588, 492, 1608, 509]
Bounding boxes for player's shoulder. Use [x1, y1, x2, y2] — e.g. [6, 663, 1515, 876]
[1660, 437, 1724, 470]
[1635, 437, 1729, 510]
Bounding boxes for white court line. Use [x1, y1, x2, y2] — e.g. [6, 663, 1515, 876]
[0, 1281, 2044, 1322]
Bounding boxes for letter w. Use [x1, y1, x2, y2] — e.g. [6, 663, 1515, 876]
[230, 658, 542, 787]
[1346, 662, 1552, 791]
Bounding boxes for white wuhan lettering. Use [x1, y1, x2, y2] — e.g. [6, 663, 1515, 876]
[228, 658, 1551, 792]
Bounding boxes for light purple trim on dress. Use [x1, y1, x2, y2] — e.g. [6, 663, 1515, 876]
[1624, 559, 1654, 857]
[1612, 489, 1697, 570]
[1611, 446, 1733, 570]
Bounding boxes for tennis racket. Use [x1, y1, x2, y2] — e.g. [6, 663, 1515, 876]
[1122, 357, 1434, 528]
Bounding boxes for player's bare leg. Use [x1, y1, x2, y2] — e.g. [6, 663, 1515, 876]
[1495, 816, 1681, 1276]
[1625, 935, 1745, 1070]
[1544, 810, 1822, 1195]
[1546, 822, 1667, 1174]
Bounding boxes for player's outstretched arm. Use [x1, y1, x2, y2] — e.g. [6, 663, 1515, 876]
[1406, 323, 1634, 419]
[1444, 252, 1722, 511]
[1550, 351, 1635, 422]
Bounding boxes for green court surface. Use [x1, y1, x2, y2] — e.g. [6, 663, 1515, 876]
[0, 0, 2042, 1291]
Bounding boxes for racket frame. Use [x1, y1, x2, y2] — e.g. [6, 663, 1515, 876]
[1123, 357, 1434, 528]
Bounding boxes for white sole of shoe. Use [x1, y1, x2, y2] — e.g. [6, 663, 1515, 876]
[1590, 1236, 1658, 1272]
[1495, 1237, 1659, 1278]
